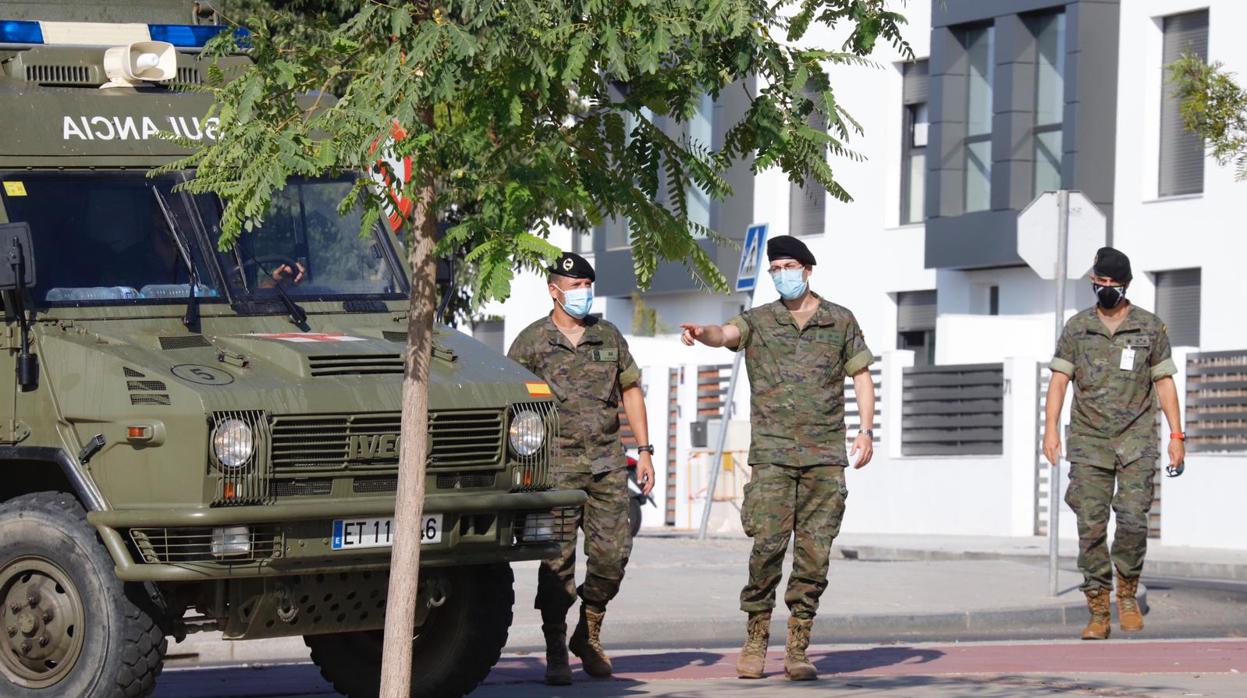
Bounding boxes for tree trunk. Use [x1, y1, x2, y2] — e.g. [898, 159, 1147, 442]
[379, 154, 439, 697]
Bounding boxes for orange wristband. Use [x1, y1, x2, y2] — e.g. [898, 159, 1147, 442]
[1170, 431, 1185, 440]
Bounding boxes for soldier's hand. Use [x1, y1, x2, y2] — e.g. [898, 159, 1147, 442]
[1042, 430, 1061, 466]
[850, 432, 873, 469]
[1168, 438, 1184, 471]
[636, 452, 656, 496]
[679, 323, 703, 346]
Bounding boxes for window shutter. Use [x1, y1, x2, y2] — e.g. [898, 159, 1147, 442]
[1159, 11, 1208, 197]
[789, 182, 826, 237]
[1154, 268, 1201, 347]
[903, 59, 929, 105]
[897, 290, 938, 332]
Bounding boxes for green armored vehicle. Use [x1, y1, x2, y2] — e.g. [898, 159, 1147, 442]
[0, 4, 581, 697]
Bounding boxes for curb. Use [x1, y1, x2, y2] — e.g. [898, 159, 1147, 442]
[501, 586, 1147, 653]
[839, 545, 1247, 582]
[166, 586, 1146, 667]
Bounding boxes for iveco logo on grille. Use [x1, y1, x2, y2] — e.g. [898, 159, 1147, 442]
[347, 434, 400, 461]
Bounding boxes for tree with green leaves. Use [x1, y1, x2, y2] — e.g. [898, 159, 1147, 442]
[179, 0, 911, 694]
[1170, 54, 1247, 180]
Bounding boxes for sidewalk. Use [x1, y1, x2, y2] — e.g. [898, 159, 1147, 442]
[167, 535, 1133, 667]
[832, 532, 1247, 580]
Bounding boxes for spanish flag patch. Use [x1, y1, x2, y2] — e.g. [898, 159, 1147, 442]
[525, 382, 552, 397]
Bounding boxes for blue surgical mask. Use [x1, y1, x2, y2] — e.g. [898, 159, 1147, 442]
[558, 287, 593, 319]
[771, 268, 808, 301]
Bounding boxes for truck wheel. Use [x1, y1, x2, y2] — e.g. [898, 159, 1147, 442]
[629, 497, 643, 538]
[0, 492, 165, 697]
[305, 563, 514, 698]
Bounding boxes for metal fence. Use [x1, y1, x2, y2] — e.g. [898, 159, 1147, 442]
[901, 363, 1004, 456]
[1186, 350, 1247, 453]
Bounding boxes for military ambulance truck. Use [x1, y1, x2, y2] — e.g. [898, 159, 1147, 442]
[0, 3, 582, 697]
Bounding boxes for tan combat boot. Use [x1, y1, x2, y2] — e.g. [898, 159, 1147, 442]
[1080, 588, 1112, 640]
[543, 623, 572, 686]
[783, 617, 817, 681]
[1116, 571, 1144, 632]
[569, 606, 612, 678]
[735, 611, 771, 679]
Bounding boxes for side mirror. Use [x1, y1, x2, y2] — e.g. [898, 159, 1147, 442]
[0, 222, 36, 291]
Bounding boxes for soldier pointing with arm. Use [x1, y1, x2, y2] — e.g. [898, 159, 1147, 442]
[681, 236, 876, 682]
[1043, 247, 1185, 640]
[507, 252, 656, 685]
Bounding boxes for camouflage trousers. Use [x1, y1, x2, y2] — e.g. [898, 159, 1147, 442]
[739, 463, 848, 620]
[535, 467, 633, 622]
[1065, 457, 1157, 591]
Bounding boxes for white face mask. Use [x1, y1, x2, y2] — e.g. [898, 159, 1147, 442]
[770, 268, 808, 300]
[556, 287, 593, 318]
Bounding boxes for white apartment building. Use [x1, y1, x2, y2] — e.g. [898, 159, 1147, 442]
[478, 0, 1247, 550]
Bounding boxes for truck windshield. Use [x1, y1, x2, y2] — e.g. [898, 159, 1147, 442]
[0, 171, 407, 308]
[208, 177, 408, 303]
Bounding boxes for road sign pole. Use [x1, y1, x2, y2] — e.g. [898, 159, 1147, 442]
[1049, 189, 1069, 597]
[698, 286, 753, 541]
[699, 223, 767, 541]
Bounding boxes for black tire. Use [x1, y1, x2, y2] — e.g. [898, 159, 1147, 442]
[628, 497, 643, 538]
[0, 492, 166, 697]
[306, 563, 514, 698]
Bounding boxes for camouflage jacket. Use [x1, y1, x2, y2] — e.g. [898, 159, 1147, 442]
[507, 315, 642, 474]
[1050, 304, 1178, 469]
[727, 294, 873, 467]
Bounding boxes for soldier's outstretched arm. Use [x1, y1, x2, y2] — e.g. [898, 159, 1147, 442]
[679, 323, 741, 349]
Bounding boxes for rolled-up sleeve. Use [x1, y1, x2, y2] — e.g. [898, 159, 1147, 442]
[725, 314, 752, 353]
[1150, 324, 1177, 381]
[1049, 324, 1076, 376]
[617, 332, 642, 389]
[842, 313, 874, 376]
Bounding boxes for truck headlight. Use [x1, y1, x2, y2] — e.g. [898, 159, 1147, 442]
[508, 410, 545, 456]
[211, 526, 252, 558]
[212, 419, 254, 470]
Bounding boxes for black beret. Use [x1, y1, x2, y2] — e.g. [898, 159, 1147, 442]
[548, 252, 595, 282]
[767, 235, 817, 267]
[1092, 247, 1132, 284]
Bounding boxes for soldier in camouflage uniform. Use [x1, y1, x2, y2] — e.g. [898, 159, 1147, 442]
[507, 252, 656, 685]
[1044, 247, 1185, 640]
[681, 236, 876, 681]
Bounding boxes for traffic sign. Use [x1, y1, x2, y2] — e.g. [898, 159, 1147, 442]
[1017, 190, 1106, 279]
[735, 223, 768, 292]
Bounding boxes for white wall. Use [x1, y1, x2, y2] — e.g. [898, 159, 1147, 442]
[1114, 0, 1247, 352]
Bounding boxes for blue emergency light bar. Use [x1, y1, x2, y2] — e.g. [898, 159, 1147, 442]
[0, 19, 248, 47]
[0, 19, 43, 44]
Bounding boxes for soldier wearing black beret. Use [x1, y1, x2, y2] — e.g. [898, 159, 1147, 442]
[679, 234, 876, 680]
[1044, 246, 1185, 640]
[506, 251, 654, 685]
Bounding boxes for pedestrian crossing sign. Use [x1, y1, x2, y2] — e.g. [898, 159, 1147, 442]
[735, 223, 768, 293]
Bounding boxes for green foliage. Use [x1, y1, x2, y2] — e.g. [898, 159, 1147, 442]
[172, 0, 912, 303]
[1170, 54, 1247, 181]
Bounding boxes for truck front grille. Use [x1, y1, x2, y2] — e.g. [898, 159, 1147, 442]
[129, 526, 282, 563]
[269, 410, 504, 474]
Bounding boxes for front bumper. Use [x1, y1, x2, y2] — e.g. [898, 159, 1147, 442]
[87, 489, 586, 582]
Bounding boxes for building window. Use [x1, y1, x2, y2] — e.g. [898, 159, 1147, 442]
[688, 93, 714, 236]
[959, 25, 994, 213]
[572, 228, 595, 255]
[1154, 268, 1201, 347]
[1028, 11, 1065, 196]
[897, 290, 937, 366]
[1160, 10, 1208, 197]
[789, 87, 827, 237]
[901, 59, 929, 224]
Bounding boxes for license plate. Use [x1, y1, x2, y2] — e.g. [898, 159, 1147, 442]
[331, 515, 442, 550]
